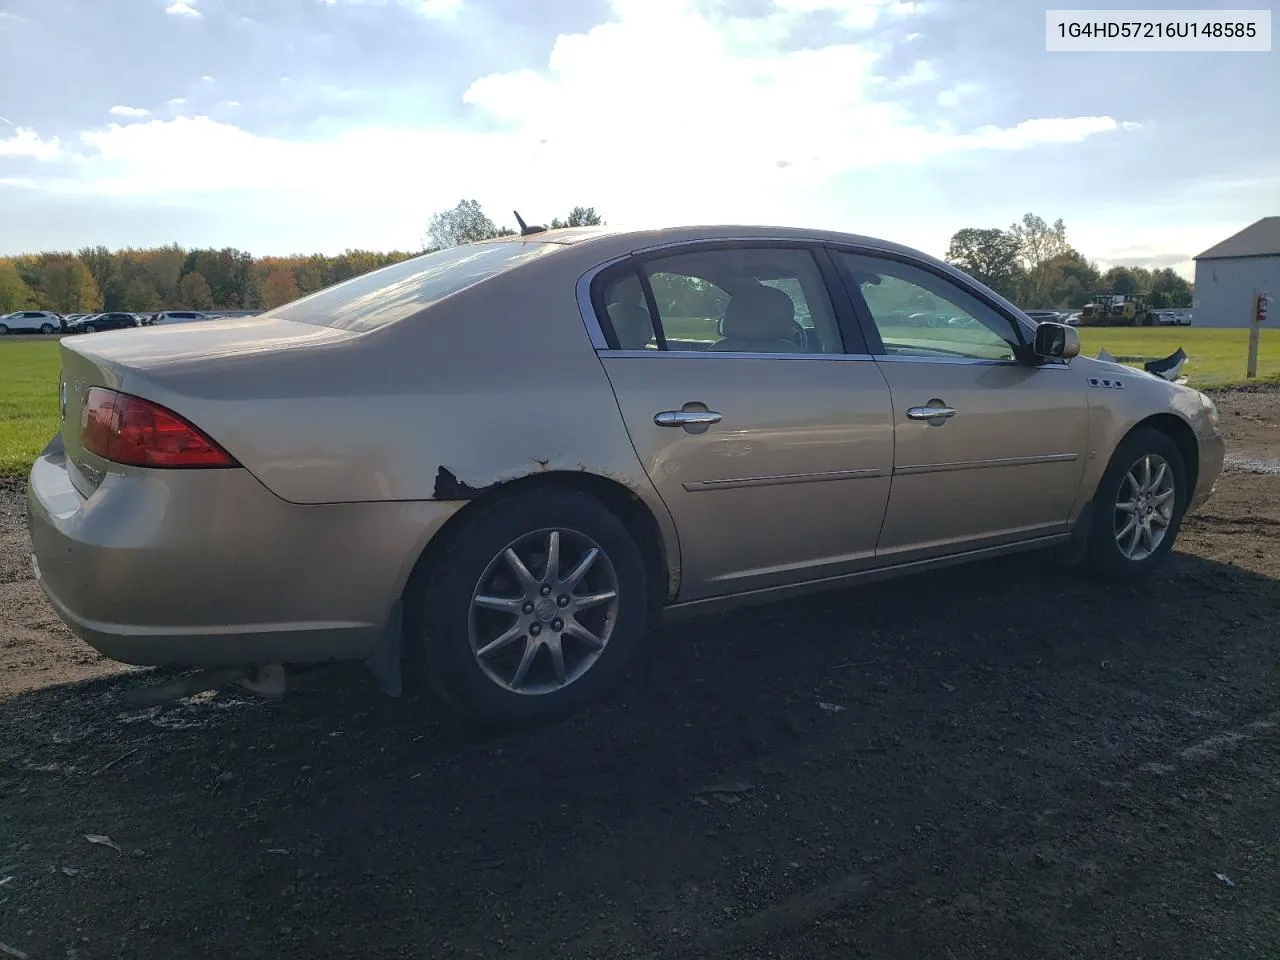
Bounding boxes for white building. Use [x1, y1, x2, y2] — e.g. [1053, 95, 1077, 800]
[1192, 217, 1279, 327]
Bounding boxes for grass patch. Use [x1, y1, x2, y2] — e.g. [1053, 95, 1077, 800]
[0, 340, 60, 476]
[2, 327, 1277, 476]
[1075, 327, 1280, 388]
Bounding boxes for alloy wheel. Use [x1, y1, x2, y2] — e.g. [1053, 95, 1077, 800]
[1114, 453, 1176, 561]
[467, 528, 620, 696]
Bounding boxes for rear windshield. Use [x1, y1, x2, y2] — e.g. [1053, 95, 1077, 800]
[260, 240, 559, 333]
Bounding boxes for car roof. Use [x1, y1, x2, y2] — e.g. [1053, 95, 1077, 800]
[495, 223, 942, 259]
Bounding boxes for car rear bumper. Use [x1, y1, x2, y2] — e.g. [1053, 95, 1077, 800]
[27, 436, 461, 667]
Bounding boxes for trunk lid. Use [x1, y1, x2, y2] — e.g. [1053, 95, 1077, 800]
[56, 318, 357, 497]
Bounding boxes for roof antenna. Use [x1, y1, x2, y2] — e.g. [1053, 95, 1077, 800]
[513, 210, 546, 237]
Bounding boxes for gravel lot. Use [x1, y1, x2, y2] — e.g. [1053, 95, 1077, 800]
[2, 389, 1279, 960]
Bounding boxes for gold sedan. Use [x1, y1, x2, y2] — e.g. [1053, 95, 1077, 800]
[27, 225, 1225, 726]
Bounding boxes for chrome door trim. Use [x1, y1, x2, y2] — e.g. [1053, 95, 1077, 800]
[894, 453, 1079, 477]
[660, 531, 1072, 618]
[682, 466, 885, 492]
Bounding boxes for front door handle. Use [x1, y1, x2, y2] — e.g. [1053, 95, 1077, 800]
[655, 410, 722, 427]
[906, 404, 956, 421]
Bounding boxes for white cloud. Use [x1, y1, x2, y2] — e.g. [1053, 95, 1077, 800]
[165, 2, 202, 18]
[168, 97, 187, 106]
[410, 0, 464, 16]
[771, 0, 922, 30]
[938, 82, 981, 107]
[319, 0, 466, 18]
[0, 127, 62, 161]
[109, 105, 152, 118]
[3, 0, 1134, 238]
[885, 58, 938, 87]
[221, 100, 242, 108]
[201, 75, 215, 83]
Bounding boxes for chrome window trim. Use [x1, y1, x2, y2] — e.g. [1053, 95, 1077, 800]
[576, 252, 633, 350]
[876, 353, 1071, 369]
[597, 349, 876, 362]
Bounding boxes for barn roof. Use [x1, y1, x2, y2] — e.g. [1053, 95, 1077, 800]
[1195, 217, 1280, 261]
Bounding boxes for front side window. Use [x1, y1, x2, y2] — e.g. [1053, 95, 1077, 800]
[597, 246, 843, 355]
[839, 252, 1023, 361]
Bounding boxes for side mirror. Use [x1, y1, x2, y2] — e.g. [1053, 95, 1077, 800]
[1033, 321, 1080, 360]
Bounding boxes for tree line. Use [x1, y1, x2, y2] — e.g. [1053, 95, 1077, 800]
[1, 203, 1190, 316]
[946, 214, 1193, 310]
[0, 201, 605, 315]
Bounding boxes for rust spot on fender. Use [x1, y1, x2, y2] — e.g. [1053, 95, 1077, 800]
[433, 467, 487, 501]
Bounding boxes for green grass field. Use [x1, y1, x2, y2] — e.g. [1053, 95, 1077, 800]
[0, 341, 61, 476]
[2, 327, 1278, 476]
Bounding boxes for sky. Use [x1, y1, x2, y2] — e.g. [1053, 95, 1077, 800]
[0, 0, 1276, 279]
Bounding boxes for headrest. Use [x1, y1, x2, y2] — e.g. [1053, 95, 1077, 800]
[607, 301, 653, 349]
[721, 285, 796, 341]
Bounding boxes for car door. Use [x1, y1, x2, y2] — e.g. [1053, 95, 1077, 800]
[832, 248, 1090, 563]
[588, 242, 895, 602]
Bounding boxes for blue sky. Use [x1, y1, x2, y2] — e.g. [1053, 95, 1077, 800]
[0, 0, 1275, 278]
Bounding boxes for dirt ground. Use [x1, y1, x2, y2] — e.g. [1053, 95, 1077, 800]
[2, 389, 1279, 960]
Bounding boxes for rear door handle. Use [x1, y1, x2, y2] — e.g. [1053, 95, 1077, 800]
[655, 410, 722, 427]
[906, 405, 956, 421]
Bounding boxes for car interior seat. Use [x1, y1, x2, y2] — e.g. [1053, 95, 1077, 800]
[607, 301, 656, 350]
[706, 284, 803, 353]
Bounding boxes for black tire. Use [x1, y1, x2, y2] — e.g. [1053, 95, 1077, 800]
[83, 324, 96, 333]
[413, 488, 650, 728]
[1086, 427, 1187, 581]
[40, 323, 55, 334]
[0, 324, 8, 335]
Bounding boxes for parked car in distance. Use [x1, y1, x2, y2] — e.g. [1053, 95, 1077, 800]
[147, 312, 215, 327]
[26, 224, 1226, 729]
[1157, 310, 1193, 326]
[1023, 310, 1065, 324]
[0, 310, 64, 334]
[65, 312, 140, 333]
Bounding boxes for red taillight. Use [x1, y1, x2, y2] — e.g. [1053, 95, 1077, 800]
[81, 387, 237, 468]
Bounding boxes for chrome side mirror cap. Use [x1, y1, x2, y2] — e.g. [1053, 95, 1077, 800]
[1033, 321, 1080, 361]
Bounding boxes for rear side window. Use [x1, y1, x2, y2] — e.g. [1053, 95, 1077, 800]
[262, 241, 560, 333]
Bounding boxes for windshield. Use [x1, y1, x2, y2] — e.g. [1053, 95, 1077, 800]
[260, 240, 559, 333]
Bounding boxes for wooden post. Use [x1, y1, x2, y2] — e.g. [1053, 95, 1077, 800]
[1246, 289, 1260, 379]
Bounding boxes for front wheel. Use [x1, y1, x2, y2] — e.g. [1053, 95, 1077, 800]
[413, 488, 651, 728]
[82, 324, 96, 333]
[1086, 427, 1187, 580]
[0, 324, 8, 335]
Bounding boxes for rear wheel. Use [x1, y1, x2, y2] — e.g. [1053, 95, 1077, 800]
[0, 324, 8, 335]
[413, 488, 650, 728]
[40, 323, 55, 334]
[1086, 427, 1186, 580]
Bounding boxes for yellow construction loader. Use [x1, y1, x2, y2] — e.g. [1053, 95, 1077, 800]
[1077, 294, 1160, 327]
